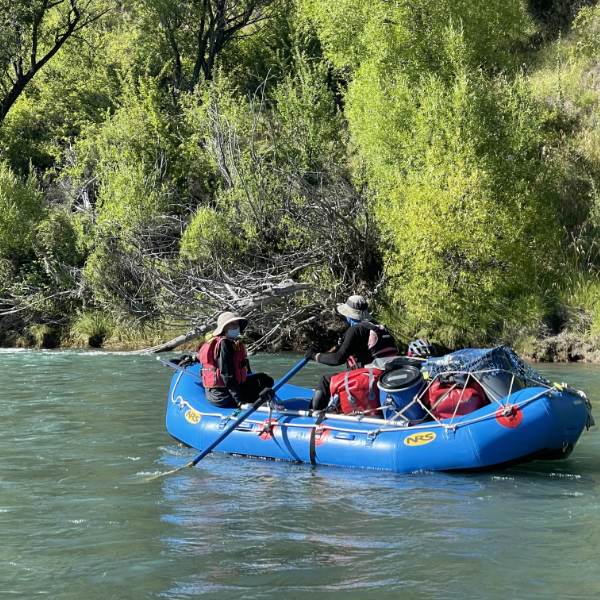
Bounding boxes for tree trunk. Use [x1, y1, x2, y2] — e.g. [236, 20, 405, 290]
[139, 281, 313, 353]
[141, 324, 215, 354]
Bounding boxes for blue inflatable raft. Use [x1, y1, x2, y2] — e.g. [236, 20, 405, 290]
[162, 347, 594, 473]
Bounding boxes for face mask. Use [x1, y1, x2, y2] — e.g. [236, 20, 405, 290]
[346, 317, 360, 326]
[226, 328, 240, 339]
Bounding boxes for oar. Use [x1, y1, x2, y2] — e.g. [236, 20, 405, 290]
[156, 357, 204, 382]
[151, 358, 309, 479]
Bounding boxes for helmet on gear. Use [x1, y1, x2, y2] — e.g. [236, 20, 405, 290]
[407, 338, 437, 358]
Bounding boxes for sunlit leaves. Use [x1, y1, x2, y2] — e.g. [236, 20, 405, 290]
[0, 161, 45, 259]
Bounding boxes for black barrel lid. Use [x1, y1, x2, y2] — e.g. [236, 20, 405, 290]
[378, 365, 423, 391]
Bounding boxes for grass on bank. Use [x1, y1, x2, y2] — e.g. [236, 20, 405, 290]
[0, 312, 190, 351]
[69, 312, 189, 350]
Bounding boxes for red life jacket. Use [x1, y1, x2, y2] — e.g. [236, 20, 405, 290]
[198, 336, 248, 388]
[423, 380, 487, 420]
[330, 367, 383, 417]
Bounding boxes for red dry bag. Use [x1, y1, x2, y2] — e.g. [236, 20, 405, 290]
[424, 379, 487, 420]
[330, 368, 383, 417]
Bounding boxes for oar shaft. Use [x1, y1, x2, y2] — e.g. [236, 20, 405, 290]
[157, 357, 204, 382]
[272, 358, 308, 393]
[191, 396, 264, 465]
[191, 358, 308, 465]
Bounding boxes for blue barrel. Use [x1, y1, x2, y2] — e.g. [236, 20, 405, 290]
[378, 366, 426, 421]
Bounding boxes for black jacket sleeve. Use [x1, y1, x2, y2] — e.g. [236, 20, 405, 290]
[217, 339, 243, 405]
[317, 325, 367, 367]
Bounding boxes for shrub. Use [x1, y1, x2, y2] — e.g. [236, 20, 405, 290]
[180, 206, 239, 262]
[71, 311, 116, 347]
[305, 6, 563, 346]
[0, 162, 46, 261]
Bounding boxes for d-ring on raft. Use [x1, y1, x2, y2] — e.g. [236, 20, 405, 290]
[160, 346, 594, 473]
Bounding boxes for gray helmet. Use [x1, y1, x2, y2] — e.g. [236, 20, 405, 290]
[407, 338, 437, 358]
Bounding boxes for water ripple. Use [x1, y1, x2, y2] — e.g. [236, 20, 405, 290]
[0, 350, 599, 600]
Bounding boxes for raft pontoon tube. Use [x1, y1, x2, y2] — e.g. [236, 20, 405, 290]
[163, 346, 594, 473]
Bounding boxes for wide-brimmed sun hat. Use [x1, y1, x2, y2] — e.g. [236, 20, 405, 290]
[336, 295, 373, 321]
[213, 312, 248, 336]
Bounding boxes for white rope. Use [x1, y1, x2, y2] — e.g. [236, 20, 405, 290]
[170, 371, 184, 403]
[170, 387, 554, 438]
[169, 365, 560, 439]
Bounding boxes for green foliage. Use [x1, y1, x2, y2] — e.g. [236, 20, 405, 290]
[523, 3, 600, 343]
[69, 309, 182, 349]
[69, 78, 179, 234]
[98, 161, 170, 232]
[0, 161, 45, 260]
[71, 311, 116, 347]
[0, 0, 112, 126]
[572, 5, 600, 61]
[274, 50, 347, 171]
[299, 0, 533, 76]
[178, 59, 359, 287]
[219, 0, 301, 93]
[103, 317, 179, 349]
[28, 324, 60, 348]
[0, 2, 157, 174]
[36, 210, 83, 266]
[5, 0, 600, 352]
[304, 7, 563, 346]
[137, 0, 283, 90]
[82, 241, 144, 315]
[180, 206, 240, 262]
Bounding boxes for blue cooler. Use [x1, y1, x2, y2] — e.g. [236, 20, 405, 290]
[378, 366, 426, 421]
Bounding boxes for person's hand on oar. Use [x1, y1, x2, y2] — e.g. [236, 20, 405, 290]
[149, 358, 308, 480]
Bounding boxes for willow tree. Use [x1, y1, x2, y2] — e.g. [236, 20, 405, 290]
[302, 0, 563, 345]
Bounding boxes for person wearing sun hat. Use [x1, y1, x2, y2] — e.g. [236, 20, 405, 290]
[335, 295, 373, 322]
[303, 295, 398, 410]
[199, 312, 274, 408]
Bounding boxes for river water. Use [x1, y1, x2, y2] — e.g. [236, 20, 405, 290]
[0, 349, 599, 599]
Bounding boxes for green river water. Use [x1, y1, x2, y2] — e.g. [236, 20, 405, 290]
[1, 349, 599, 599]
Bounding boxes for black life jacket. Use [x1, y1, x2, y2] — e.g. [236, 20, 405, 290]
[346, 322, 398, 369]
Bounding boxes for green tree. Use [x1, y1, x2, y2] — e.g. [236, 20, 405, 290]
[373, 68, 561, 344]
[0, 2, 137, 173]
[303, 1, 563, 344]
[0, 0, 111, 124]
[141, 0, 281, 91]
[300, 0, 532, 77]
[0, 160, 45, 260]
[180, 63, 372, 289]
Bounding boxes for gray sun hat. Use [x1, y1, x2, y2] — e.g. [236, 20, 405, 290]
[213, 311, 248, 337]
[336, 295, 373, 321]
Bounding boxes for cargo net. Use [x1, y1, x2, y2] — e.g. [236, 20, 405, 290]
[426, 345, 549, 387]
[364, 346, 559, 433]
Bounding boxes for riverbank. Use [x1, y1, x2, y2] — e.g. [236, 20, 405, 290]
[3, 316, 600, 363]
[515, 332, 600, 363]
[0, 312, 347, 354]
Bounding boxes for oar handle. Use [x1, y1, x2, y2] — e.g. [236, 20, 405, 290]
[190, 357, 309, 466]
